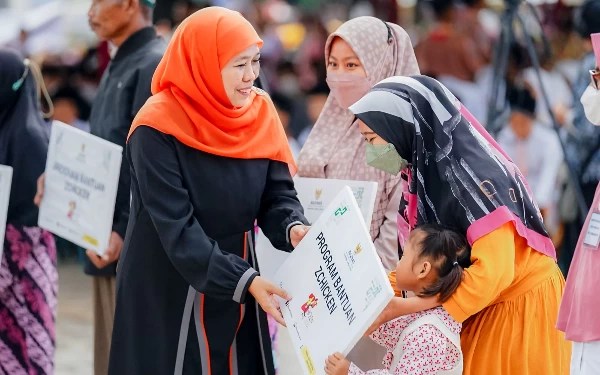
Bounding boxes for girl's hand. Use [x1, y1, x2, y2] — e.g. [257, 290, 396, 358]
[325, 353, 351, 375]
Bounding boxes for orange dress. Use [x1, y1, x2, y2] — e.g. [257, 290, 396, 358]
[390, 223, 571, 374]
[448, 223, 570, 374]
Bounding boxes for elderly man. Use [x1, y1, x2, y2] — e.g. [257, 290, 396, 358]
[85, 1, 165, 373]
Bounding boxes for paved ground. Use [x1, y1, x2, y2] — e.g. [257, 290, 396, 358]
[55, 261, 303, 375]
[56, 262, 93, 375]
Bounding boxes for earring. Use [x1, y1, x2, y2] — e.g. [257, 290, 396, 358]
[12, 59, 30, 92]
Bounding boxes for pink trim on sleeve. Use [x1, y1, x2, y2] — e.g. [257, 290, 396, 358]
[466, 206, 556, 260]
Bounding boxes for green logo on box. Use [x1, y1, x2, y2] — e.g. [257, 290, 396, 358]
[334, 206, 347, 217]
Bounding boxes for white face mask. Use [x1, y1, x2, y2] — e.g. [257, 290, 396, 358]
[581, 85, 600, 126]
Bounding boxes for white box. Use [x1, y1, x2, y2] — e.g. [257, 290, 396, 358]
[274, 186, 394, 375]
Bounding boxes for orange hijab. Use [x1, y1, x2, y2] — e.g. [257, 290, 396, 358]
[128, 7, 296, 173]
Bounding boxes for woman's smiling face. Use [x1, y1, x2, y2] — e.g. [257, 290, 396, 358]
[220, 44, 261, 108]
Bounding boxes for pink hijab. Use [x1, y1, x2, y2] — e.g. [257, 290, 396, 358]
[297, 17, 420, 238]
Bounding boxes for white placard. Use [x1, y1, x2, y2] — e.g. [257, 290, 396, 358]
[38, 121, 122, 256]
[275, 186, 394, 375]
[0, 165, 13, 259]
[256, 178, 378, 281]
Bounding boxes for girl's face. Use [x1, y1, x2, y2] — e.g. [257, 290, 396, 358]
[395, 230, 433, 293]
[220, 44, 261, 108]
[327, 37, 366, 77]
[358, 120, 387, 145]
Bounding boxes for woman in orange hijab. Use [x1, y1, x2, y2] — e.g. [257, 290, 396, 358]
[107, 7, 309, 375]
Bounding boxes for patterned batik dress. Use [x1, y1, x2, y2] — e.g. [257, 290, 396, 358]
[0, 225, 58, 375]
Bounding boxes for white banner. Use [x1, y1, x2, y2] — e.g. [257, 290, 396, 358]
[0, 165, 13, 260]
[38, 121, 122, 256]
[275, 186, 393, 375]
[256, 178, 378, 281]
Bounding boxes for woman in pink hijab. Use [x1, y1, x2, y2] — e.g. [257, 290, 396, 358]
[298, 17, 420, 272]
[296, 16, 420, 370]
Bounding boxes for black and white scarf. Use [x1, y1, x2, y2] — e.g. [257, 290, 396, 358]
[350, 75, 555, 259]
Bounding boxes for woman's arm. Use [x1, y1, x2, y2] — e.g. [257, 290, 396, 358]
[257, 160, 309, 251]
[371, 223, 517, 326]
[365, 297, 440, 337]
[129, 126, 257, 303]
[442, 222, 516, 322]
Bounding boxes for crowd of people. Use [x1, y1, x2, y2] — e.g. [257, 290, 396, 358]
[1, 0, 600, 374]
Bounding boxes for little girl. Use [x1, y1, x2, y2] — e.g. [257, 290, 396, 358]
[324, 224, 471, 375]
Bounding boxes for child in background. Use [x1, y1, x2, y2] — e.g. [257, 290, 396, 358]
[496, 86, 563, 220]
[324, 224, 470, 375]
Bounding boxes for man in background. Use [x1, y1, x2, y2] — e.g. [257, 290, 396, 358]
[85, 1, 165, 373]
[415, 0, 486, 83]
[497, 86, 563, 219]
[35, 1, 165, 374]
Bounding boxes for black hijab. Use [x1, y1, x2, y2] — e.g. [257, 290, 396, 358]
[350, 75, 555, 258]
[0, 48, 49, 226]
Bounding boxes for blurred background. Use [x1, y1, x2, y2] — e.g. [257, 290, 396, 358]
[1, 0, 597, 373]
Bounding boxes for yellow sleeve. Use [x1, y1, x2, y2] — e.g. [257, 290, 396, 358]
[443, 222, 516, 323]
[387, 270, 403, 297]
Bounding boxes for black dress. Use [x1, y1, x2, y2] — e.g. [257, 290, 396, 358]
[108, 126, 308, 375]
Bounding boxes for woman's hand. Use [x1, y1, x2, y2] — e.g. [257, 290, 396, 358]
[33, 173, 45, 207]
[324, 353, 351, 375]
[363, 301, 396, 338]
[363, 295, 441, 337]
[290, 225, 310, 248]
[248, 276, 291, 326]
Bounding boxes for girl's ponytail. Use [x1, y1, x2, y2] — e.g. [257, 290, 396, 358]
[421, 261, 464, 303]
[415, 224, 471, 303]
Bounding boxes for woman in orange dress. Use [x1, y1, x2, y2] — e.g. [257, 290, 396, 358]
[350, 75, 570, 374]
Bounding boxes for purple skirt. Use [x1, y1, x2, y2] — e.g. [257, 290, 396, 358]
[0, 224, 57, 375]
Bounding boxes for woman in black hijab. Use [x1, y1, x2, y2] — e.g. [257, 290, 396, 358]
[0, 48, 58, 375]
[350, 75, 569, 374]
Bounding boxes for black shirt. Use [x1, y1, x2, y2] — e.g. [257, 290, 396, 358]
[109, 126, 308, 374]
[84, 27, 165, 276]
